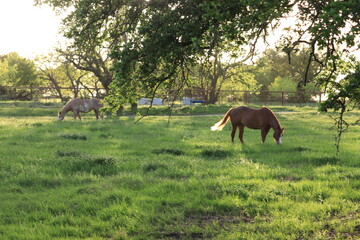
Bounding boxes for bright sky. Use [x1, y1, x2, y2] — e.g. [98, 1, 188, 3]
[0, 0, 62, 59]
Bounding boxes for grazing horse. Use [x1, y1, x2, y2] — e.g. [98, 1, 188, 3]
[58, 98, 103, 121]
[211, 106, 285, 144]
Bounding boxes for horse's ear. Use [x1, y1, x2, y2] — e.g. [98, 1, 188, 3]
[282, 127, 285, 133]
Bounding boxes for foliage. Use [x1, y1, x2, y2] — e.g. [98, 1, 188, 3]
[0, 53, 41, 100]
[108, 0, 293, 110]
[224, 65, 260, 92]
[253, 48, 322, 91]
[188, 50, 246, 104]
[269, 76, 297, 92]
[35, 0, 294, 108]
[0, 53, 39, 87]
[36, 0, 360, 102]
[280, 0, 360, 85]
[0, 108, 359, 239]
[35, 0, 360, 111]
[38, 0, 118, 92]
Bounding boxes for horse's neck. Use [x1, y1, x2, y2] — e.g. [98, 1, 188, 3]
[270, 117, 281, 130]
[61, 103, 73, 114]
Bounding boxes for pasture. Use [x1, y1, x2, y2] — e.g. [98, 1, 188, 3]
[0, 104, 359, 239]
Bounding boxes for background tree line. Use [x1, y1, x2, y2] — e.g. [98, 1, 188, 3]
[0, 47, 322, 103]
[0, 52, 105, 101]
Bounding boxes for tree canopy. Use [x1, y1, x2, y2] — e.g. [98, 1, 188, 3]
[0, 52, 39, 87]
[35, 0, 360, 109]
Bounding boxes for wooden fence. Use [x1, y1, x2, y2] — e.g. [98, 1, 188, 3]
[0, 86, 324, 106]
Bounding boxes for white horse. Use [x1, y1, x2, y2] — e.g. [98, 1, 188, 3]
[58, 98, 103, 120]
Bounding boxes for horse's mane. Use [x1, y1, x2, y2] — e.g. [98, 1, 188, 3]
[262, 106, 282, 128]
[61, 98, 79, 112]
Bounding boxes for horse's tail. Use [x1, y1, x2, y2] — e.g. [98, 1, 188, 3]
[211, 108, 233, 131]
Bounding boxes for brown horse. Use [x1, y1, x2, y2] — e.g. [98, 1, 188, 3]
[211, 106, 285, 144]
[58, 98, 103, 121]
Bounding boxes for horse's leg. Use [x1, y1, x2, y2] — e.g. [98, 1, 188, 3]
[231, 123, 237, 143]
[94, 110, 99, 120]
[238, 125, 245, 143]
[77, 112, 82, 121]
[73, 111, 77, 120]
[261, 126, 270, 143]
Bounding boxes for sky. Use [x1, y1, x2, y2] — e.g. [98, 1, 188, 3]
[0, 0, 62, 59]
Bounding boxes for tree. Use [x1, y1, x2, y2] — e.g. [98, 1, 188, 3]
[0, 53, 39, 86]
[108, 0, 295, 110]
[189, 49, 244, 104]
[36, 0, 360, 110]
[57, 47, 114, 93]
[269, 76, 297, 92]
[0, 52, 41, 100]
[224, 65, 259, 92]
[37, 0, 120, 93]
[35, 0, 294, 109]
[36, 53, 101, 101]
[280, 0, 360, 86]
[253, 48, 321, 90]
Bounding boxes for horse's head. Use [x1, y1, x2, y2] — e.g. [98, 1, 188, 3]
[58, 111, 64, 121]
[273, 127, 285, 144]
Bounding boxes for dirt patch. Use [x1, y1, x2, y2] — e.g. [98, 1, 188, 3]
[186, 214, 253, 228]
[325, 212, 360, 239]
[156, 214, 253, 239]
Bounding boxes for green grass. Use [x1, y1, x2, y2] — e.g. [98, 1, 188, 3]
[0, 100, 318, 117]
[0, 105, 359, 239]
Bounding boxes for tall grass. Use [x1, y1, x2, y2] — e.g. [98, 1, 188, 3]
[0, 107, 359, 239]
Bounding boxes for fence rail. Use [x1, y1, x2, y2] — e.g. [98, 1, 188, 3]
[0, 86, 324, 107]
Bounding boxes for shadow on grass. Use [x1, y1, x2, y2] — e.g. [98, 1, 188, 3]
[152, 148, 185, 156]
[305, 157, 339, 166]
[56, 150, 118, 176]
[59, 133, 87, 140]
[17, 177, 62, 189]
[200, 148, 233, 160]
[143, 163, 168, 173]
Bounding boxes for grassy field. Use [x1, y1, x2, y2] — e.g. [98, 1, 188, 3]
[0, 104, 359, 239]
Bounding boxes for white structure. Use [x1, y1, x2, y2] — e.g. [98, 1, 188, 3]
[152, 98, 163, 105]
[138, 98, 163, 106]
[183, 97, 194, 105]
[138, 98, 150, 105]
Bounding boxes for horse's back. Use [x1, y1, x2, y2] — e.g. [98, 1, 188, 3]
[258, 107, 277, 118]
[231, 106, 259, 117]
[71, 98, 102, 111]
[231, 106, 253, 114]
[90, 98, 103, 108]
[230, 106, 257, 128]
[230, 106, 276, 129]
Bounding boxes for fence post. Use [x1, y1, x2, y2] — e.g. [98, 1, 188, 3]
[264, 91, 267, 106]
[281, 92, 284, 106]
